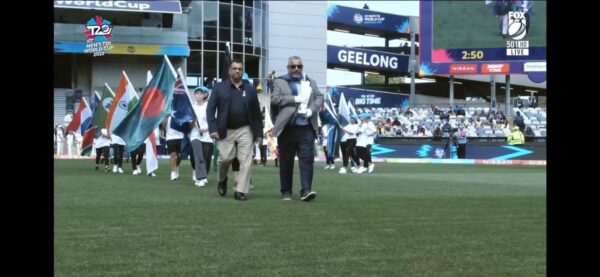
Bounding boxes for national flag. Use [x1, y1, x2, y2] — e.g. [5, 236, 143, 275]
[318, 92, 341, 158]
[179, 68, 197, 109]
[66, 98, 93, 135]
[170, 68, 196, 133]
[348, 100, 357, 117]
[90, 90, 101, 112]
[263, 105, 278, 160]
[106, 71, 140, 136]
[337, 92, 351, 127]
[325, 124, 339, 158]
[319, 92, 339, 126]
[80, 125, 96, 156]
[145, 130, 158, 174]
[264, 105, 274, 132]
[113, 55, 177, 151]
[91, 83, 115, 131]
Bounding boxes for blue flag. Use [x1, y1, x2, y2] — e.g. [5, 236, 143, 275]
[170, 77, 196, 133]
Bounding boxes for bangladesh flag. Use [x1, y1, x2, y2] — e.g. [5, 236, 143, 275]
[113, 55, 177, 151]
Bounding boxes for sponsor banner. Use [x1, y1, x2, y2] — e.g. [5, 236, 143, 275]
[482, 63, 510, 73]
[524, 62, 546, 72]
[475, 159, 546, 166]
[449, 64, 477, 74]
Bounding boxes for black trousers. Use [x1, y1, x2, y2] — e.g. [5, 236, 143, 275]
[96, 146, 109, 166]
[259, 144, 267, 164]
[111, 144, 124, 167]
[356, 146, 369, 167]
[340, 139, 358, 167]
[277, 125, 315, 195]
[130, 143, 146, 170]
[323, 146, 334, 165]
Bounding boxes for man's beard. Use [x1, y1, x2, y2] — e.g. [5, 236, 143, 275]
[290, 72, 302, 79]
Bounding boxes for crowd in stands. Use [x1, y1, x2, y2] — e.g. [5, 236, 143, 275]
[357, 105, 546, 139]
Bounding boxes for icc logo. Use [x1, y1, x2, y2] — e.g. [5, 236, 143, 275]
[508, 11, 527, 40]
[353, 13, 363, 24]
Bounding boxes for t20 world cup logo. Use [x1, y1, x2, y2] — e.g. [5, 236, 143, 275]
[85, 16, 113, 42]
[508, 11, 527, 40]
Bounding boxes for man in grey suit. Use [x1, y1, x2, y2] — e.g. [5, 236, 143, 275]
[271, 56, 324, 201]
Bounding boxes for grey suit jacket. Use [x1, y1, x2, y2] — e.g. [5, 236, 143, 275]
[270, 76, 324, 137]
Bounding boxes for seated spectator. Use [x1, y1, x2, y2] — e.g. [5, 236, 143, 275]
[441, 121, 452, 136]
[524, 125, 535, 142]
[475, 118, 483, 128]
[416, 126, 427, 137]
[432, 126, 442, 141]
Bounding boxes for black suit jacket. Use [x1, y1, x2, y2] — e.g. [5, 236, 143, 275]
[207, 80, 263, 140]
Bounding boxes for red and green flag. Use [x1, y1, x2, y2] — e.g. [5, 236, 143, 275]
[113, 55, 177, 151]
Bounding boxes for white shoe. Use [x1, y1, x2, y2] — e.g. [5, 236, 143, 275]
[351, 166, 357, 173]
[195, 179, 206, 187]
[339, 167, 347, 174]
[368, 163, 374, 173]
[324, 165, 330, 169]
[132, 169, 139, 175]
[112, 165, 117, 173]
[170, 172, 178, 181]
[357, 166, 367, 174]
[148, 172, 157, 177]
[117, 167, 124, 173]
[330, 165, 336, 170]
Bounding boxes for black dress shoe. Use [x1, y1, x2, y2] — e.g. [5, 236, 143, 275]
[217, 178, 227, 196]
[234, 191, 247, 201]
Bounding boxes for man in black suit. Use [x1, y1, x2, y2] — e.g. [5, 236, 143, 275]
[207, 59, 263, 201]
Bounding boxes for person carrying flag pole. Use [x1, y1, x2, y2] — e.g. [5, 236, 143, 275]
[113, 55, 178, 172]
[189, 86, 214, 187]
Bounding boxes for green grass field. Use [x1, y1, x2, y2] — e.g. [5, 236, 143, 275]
[432, 1, 547, 49]
[55, 160, 546, 276]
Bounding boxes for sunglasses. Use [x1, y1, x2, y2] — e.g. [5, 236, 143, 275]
[289, 65, 303, 69]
